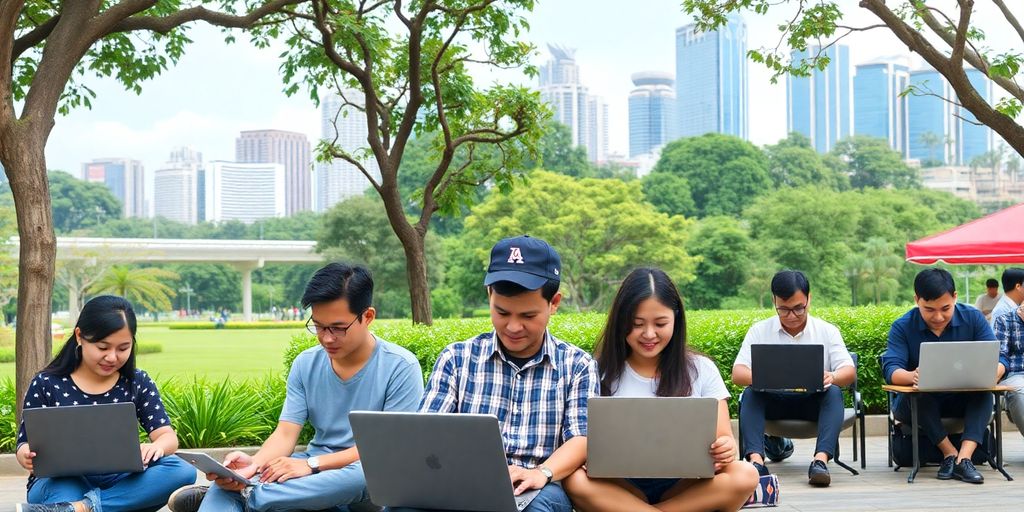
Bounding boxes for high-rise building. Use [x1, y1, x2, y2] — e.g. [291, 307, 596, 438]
[315, 93, 382, 212]
[628, 71, 676, 158]
[907, 68, 993, 165]
[80, 158, 145, 218]
[153, 147, 204, 224]
[235, 130, 312, 214]
[204, 161, 285, 223]
[853, 58, 910, 157]
[539, 44, 608, 163]
[674, 15, 748, 139]
[787, 45, 852, 153]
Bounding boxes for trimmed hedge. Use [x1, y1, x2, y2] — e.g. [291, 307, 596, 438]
[286, 307, 908, 414]
[168, 321, 306, 330]
[0, 342, 162, 363]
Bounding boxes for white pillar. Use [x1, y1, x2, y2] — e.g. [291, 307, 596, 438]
[242, 267, 253, 322]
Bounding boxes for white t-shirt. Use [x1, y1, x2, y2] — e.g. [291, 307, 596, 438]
[732, 315, 853, 372]
[610, 354, 731, 400]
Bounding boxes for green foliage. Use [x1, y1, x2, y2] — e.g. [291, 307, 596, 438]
[167, 321, 305, 330]
[48, 170, 122, 232]
[524, 120, 596, 178]
[460, 171, 698, 310]
[641, 172, 696, 217]
[160, 378, 279, 449]
[648, 133, 772, 217]
[90, 266, 180, 313]
[831, 136, 921, 190]
[764, 132, 849, 190]
[0, 378, 16, 452]
[683, 216, 753, 309]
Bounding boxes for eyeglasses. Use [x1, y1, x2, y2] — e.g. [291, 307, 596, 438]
[305, 313, 362, 338]
[775, 304, 808, 318]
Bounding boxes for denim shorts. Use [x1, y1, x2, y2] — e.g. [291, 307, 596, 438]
[625, 478, 680, 504]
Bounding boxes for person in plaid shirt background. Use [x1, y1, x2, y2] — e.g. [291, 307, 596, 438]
[396, 235, 597, 512]
[995, 303, 1024, 438]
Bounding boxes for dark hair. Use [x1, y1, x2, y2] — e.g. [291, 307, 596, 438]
[1002, 268, 1024, 293]
[44, 295, 138, 380]
[987, 278, 1000, 288]
[914, 268, 956, 301]
[770, 270, 810, 300]
[594, 267, 697, 397]
[300, 263, 373, 316]
[489, 279, 560, 302]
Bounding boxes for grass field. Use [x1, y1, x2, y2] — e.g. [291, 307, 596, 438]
[0, 325, 305, 381]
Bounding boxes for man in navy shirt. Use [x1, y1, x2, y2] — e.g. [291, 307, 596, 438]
[882, 268, 1007, 484]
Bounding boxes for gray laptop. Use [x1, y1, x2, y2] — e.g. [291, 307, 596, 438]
[587, 397, 717, 478]
[350, 411, 541, 512]
[917, 340, 1000, 391]
[23, 402, 143, 478]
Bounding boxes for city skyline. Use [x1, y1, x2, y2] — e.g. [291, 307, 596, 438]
[46, 1, 1020, 199]
[787, 45, 852, 154]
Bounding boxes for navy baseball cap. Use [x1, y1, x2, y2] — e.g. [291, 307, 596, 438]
[484, 235, 561, 290]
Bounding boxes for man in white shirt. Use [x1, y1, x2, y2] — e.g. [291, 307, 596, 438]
[974, 279, 1002, 321]
[991, 268, 1024, 326]
[732, 270, 855, 488]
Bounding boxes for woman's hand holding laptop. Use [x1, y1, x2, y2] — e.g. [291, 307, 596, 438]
[16, 443, 36, 473]
[140, 442, 164, 466]
[710, 435, 737, 473]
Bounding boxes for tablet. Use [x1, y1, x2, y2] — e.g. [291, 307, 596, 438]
[176, 451, 252, 485]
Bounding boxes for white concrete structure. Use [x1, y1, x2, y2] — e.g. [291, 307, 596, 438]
[204, 161, 286, 223]
[236, 130, 312, 215]
[81, 158, 146, 218]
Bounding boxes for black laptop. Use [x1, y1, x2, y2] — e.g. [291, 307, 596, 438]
[751, 344, 825, 392]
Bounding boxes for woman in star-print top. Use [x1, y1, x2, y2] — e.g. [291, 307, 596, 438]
[15, 295, 195, 512]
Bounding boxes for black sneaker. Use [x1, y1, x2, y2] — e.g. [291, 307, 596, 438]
[751, 461, 770, 477]
[937, 455, 956, 480]
[16, 504, 76, 512]
[808, 460, 831, 487]
[764, 435, 794, 462]
[953, 459, 984, 484]
[168, 485, 209, 512]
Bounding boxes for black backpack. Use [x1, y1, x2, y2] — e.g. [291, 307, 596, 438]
[890, 422, 995, 467]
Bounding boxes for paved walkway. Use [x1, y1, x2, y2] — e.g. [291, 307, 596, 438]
[0, 435, 1022, 510]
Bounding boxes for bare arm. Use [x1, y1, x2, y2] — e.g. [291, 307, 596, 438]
[731, 364, 752, 387]
[252, 421, 303, 467]
[831, 365, 856, 388]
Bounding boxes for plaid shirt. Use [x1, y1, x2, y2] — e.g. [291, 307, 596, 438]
[420, 330, 598, 468]
[995, 307, 1024, 374]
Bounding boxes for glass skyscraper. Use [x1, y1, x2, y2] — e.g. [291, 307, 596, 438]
[674, 14, 748, 140]
[853, 58, 910, 157]
[787, 45, 851, 153]
[628, 71, 676, 157]
[539, 44, 608, 162]
[907, 68, 992, 165]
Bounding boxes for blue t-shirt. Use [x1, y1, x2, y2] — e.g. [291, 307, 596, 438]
[281, 336, 424, 455]
[17, 368, 170, 447]
[882, 302, 1007, 383]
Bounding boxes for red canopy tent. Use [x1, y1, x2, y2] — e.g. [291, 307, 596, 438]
[905, 202, 1024, 265]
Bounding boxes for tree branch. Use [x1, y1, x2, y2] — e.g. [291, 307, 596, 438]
[993, 0, 1024, 47]
[327, 147, 382, 193]
[104, 0, 302, 35]
[11, 14, 61, 63]
[948, 0, 973, 73]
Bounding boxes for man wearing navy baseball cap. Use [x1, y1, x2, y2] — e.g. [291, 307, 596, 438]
[408, 235, 598, 512]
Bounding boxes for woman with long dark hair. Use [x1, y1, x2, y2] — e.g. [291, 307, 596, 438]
[15, 295, 195, 512]
[563, 268, 759, 511]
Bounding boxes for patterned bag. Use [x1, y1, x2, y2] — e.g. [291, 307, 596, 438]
[743, 473, 780, 508]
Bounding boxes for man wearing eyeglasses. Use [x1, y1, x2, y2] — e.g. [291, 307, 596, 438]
[731, 270, 855, 488]
[169, 263, 424, 512]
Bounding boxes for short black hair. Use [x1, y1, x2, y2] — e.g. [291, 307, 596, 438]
[770, 270, 810, 300]
[489, 279, 560, 302]
[301, 262, 373, 314]
[914, 268, 956, 301]
[986, 278, 1000, 288]
[1002, 268, 1024, 293]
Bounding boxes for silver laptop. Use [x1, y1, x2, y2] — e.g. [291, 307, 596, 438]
[587, 397, 718, 478]
[23, 402, 143, 478]
[917, 341, 1000, 391]
[350, 411, 541, 512]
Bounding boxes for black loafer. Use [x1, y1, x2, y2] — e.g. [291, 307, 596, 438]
[953, 459, 984, 484]
[937, 455, 956, 480]
[808, 460, 831, 487]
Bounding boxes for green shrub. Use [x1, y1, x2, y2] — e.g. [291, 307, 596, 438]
[0, 348, 12, 363]
[0, 378, 16, 452]
[168, 321, 305, 330]
[160, 378, 277, 448]
[285, 307, 907, 414]
[137, 342, 162, 355]
[0, 342, 161, 362]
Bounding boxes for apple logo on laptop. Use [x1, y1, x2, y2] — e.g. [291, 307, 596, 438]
[426, 454, 442, 470]
[954, 362, 964, 372]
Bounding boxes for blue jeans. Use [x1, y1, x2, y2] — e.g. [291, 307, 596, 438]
[739, 385, 845, 460]
[198, 455, 372, 512]
[27, 454, 196, 512]
[387, 482, 572, 512]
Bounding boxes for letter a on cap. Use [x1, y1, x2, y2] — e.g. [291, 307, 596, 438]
[508, 247, 524, 264]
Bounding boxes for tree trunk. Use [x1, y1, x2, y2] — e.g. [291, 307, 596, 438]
[402, 238, 433, 325]
[1, 138, 56, 421]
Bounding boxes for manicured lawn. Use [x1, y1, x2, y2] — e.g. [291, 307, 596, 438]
[0, 326, 306, 382]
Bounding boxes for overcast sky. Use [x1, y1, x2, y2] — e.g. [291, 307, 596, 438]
[42, 1, 1019, 202]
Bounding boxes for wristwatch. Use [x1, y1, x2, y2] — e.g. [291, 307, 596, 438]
[307, 456, 321, 474]
[537, 465, 553, 484]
